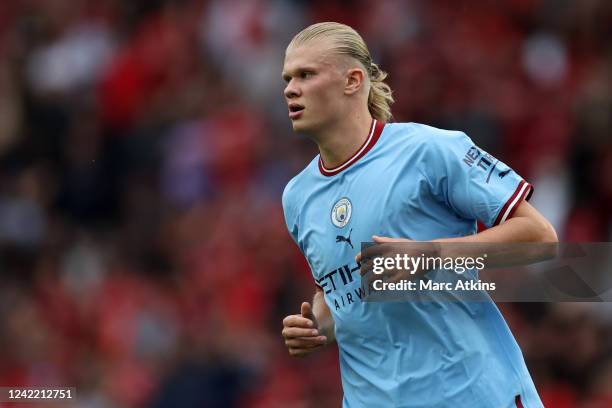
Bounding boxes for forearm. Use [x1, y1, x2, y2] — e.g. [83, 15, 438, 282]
[435, 202, 558, 268]
[313, 289, 335, 343]
[439, 217, 555, 244]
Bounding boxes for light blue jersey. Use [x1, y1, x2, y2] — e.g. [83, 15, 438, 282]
[282, 120, 541, 408]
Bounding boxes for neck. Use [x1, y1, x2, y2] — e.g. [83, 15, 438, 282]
[314, 109, 374, 169]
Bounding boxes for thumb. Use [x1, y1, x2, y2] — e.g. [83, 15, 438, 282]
[301, 302, 314, 319]
[301, 302, 318, 328]
[372, 235, 391, 243]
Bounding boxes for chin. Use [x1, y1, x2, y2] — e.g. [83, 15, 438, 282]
[291, 117, 322, 135]
[291, 120, 310, 133]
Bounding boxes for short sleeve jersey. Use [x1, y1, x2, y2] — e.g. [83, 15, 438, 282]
[282, 121, 541, 408]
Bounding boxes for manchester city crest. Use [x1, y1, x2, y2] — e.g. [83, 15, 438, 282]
[331, 197, 352, 228]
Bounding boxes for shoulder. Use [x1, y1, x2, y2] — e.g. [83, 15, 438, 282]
[381, 122, 473, 162]
[384, 122, 470, 146]
[282, 156, 319, 218]
[281, 175, 299, 215]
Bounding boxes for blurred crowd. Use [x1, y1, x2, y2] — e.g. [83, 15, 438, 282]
[0, 0, 611, 407]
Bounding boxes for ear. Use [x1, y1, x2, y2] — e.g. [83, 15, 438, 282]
[344, 68, 366, 95]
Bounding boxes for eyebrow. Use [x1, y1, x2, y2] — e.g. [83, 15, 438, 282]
[282, 65, 319, 80]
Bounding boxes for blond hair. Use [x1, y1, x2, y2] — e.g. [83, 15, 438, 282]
[288, 22, 394, 122]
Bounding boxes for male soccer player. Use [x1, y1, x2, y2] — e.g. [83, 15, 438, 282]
[280, 22, 557, 408]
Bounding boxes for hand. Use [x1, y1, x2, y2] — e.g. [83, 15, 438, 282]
[282, 302, 328, 357]
[356, 235, 439, 284]
[355, 235, 413, 264]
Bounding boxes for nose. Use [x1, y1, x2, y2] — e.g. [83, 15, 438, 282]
[284, 79, 300, 99]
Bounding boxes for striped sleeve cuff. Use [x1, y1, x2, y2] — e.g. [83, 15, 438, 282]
[493, 180, 534, 226]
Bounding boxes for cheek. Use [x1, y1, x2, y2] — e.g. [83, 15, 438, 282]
[309, 80, 341, 110]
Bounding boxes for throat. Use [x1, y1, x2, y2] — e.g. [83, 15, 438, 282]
[318, 118, 376, 170]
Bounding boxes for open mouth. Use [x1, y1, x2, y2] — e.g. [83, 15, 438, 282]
[288, 104, 304, 118]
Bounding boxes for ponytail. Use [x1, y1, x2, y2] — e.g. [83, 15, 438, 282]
[367, 62, 394, 122]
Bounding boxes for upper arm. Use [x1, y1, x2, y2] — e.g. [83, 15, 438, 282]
[282, 180, 301, 247]
[423, 129, 533, 228]
[509, 200, 558, 242]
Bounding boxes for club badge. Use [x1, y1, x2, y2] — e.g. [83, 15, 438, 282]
[331, 197, 352, 228]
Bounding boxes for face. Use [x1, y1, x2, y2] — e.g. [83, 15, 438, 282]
[282, 39, 347, 134]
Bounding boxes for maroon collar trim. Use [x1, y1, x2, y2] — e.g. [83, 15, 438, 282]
[318, 119, 385, 177]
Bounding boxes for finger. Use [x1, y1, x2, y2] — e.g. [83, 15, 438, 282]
[289, 346, 323, 357]
[283, 314, 314, 328]
[286, 338, 327, 349]
[285, 336, 327, 348]
[282, 327, 319, 339]
[355, 255, 372, 268]
[360, 257, 373, 269]
[357, 238, 387, 262]
[359, 254, 377, 277]
[287, 345, 325, 357]
[360, 262, 374, 277]
[373, 235, 412, 243]
[300, 302, 315, 320]
[360, 242, 385, 260]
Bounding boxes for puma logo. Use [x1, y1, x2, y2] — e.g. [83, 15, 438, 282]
[336, 228, 354, 249]
[498, 169, 511, 179]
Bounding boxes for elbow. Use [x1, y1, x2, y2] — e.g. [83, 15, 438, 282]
[539, 220, 558, 243]
[538, 220, 558, 260]
[526, 207, 558, 243]
[512, 201, 558, 244]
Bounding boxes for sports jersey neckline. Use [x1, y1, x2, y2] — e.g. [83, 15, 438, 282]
[318, 119, 386, 177]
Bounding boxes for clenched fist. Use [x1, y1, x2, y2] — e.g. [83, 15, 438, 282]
[282, 302, 328, 357]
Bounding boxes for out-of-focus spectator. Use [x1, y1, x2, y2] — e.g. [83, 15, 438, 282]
[0, 1, 611, 407]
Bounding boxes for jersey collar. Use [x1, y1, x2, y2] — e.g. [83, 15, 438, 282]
[318, 119, 385, 177]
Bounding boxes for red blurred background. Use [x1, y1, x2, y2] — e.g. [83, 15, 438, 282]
[0, 0, 611, 407]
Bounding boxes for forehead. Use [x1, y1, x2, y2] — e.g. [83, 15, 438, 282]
[283, 38, 341, 72]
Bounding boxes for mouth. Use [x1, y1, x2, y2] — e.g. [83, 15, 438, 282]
[288, 104, 304, 119]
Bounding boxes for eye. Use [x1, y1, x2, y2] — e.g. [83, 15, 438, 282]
[300, 71, 314, 79]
